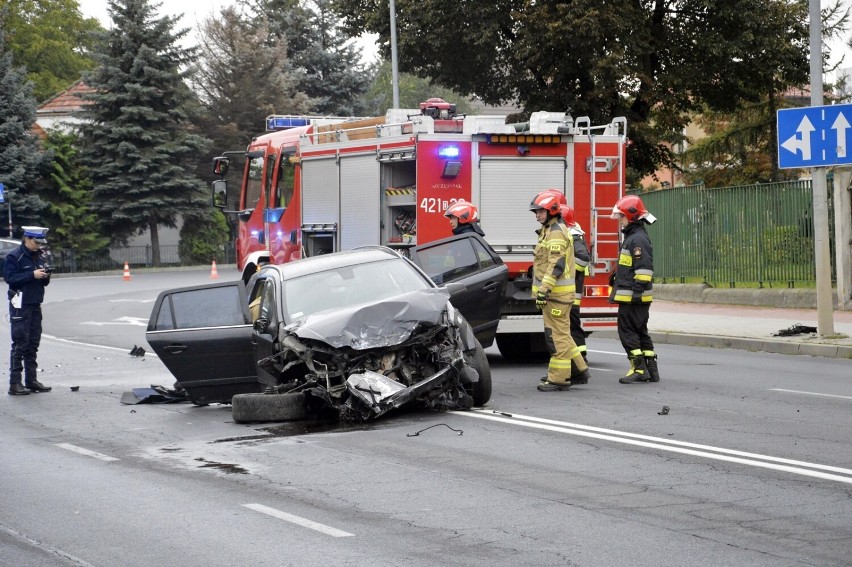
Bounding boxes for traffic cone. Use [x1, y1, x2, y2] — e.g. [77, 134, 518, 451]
[209, 260, 219, 279]
[123, 262, 131, 281]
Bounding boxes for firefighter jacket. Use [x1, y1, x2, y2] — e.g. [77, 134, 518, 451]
[568, 224, 590, 306]
[532, 217, 576, 299]
[3, 244, 50, 305]
[610, 221, 653, 304]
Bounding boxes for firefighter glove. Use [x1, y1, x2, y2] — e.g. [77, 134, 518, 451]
[535, 291, 549, 310]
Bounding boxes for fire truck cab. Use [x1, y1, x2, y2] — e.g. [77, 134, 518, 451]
[212, 100, 627, 360]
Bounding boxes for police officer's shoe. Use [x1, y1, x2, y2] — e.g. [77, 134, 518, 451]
[8, 383, 30, 395]
[537, 380, 571, 392]
[25, 380, 52, 393]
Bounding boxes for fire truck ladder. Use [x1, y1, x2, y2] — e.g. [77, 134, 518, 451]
[574, 116, 627, 276]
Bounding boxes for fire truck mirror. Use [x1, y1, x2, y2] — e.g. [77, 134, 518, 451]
[212, 180, 228, 209]
[212, 156, 230, 176]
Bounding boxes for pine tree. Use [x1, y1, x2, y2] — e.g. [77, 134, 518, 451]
[0, 28, 50, 237]
[80, 0, 209, 266]
[40, 129, 109, 253]
[243, 0, 375, 116]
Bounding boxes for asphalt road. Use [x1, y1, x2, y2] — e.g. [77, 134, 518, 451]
[1, 269, 850, 566]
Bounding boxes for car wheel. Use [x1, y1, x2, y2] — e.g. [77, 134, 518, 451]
[464, 341, 492, 406]
[496, 333, 549, 362]
[231, 392, 308, 423]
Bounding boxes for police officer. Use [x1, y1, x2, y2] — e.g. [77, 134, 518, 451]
[561, 205, 591, 383]
[444, 200, 485, 237]
[4, 226, 52, 395]
[530, 192, 591, 391]
[609, 196, 660, 383]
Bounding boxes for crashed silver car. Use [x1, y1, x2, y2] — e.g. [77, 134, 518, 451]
[146, 234, 508, 422]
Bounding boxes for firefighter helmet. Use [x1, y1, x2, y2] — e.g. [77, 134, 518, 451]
[610, 195, 657, 224]
[529, 191, 561, 214]
[444, 200, 478, 224]
[542, 188, 567, 205]
[560, 205, 576, 226]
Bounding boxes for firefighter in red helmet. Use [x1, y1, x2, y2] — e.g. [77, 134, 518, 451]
[609, 194, 660, 383]
[444, 199, 485, 237]
[530, 191, 591, 391]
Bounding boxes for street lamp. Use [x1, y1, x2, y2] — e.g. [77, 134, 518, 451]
[389, 0, 399, 109]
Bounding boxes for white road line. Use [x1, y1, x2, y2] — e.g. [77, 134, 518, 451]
[42, 334, 159, 357]
[770, 388, 852, 401]
[460, 410, 852, 484]
[56, 443, 120, 462]
[243, 503, 354, 537]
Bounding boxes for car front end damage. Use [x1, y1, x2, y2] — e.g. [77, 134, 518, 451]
[258, 289, 482, 421]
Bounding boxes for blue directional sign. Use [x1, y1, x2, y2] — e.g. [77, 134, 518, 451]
[0, 182, 4, 204]
[777, 104, 852, 169]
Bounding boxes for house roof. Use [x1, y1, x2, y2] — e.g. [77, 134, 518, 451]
[36, 80, 95, 116]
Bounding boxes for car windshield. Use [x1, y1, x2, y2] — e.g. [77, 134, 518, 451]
[282, 258, 431, 323]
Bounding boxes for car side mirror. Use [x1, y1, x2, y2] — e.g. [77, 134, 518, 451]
[253, 318, 270, 333]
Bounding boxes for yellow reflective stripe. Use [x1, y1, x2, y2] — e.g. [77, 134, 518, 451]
[551, 284, 575, 294]
[635, 274, 653, 282]
[548, 358, 572, 370]
[541, 275, 557, 288]
[619, 252, 632, 266]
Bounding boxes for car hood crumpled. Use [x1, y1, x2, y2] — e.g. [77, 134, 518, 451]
[285, 288, 451, 349]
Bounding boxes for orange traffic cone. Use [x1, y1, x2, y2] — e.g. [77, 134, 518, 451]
[209, 260, 219, 279]
[123, 262, 131, 281]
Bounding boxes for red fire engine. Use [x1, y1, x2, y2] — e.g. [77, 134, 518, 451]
[211, 99, 627, 359]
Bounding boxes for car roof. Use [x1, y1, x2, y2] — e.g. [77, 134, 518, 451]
[261, 246, 405, 279]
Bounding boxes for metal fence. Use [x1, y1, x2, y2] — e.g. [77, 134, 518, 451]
[48, 244, 237, 274]
[637, 180, 835, 287]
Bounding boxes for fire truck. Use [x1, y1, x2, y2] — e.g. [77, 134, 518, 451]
[211, 99, 627, 359]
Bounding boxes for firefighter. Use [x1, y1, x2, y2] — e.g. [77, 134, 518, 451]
[444, 200, 485, 236]
[4, 226, 52, 395]
[561, 204, 591, 383]
[530, 192, 591, 391]
[609, 195, 660, 383]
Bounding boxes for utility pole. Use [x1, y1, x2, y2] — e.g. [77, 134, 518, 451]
[389, 0, 400, 109]
[809, 0, 835, 334]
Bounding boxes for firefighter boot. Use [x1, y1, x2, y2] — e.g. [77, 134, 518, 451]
[570, 358, 590, 385]
[619, 353, 648, 384]
[644, 352, 660, 382]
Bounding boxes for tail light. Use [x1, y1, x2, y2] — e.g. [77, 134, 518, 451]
[585, 285, 610, 298]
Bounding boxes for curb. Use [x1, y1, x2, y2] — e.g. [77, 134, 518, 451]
[594, 330, 852, 359]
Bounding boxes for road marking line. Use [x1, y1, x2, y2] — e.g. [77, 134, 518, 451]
[56, 443, 120, 462]
[460, 410, 852, 484]
[243, 503, 354, 537]
[42, 334, 159, 358]
[770, 388, 852, 401]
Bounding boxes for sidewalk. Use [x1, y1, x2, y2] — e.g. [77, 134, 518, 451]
[633, 301, 852, 359]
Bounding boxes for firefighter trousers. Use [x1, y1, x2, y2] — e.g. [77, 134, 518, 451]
[542, 297, 588, 384]
[617, 303, 654, 355]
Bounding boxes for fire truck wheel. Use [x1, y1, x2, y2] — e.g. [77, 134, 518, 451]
[232, 392, 308, 423]
[464, 342, 492, 406]
[496, 333, 550, 362]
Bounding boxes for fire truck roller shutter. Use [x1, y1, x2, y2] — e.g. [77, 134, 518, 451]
[301, 156, 340, 227]
[339, 154, 381, 250]
[478, 158, 567, 246]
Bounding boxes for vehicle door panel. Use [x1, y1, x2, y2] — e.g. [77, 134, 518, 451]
[146, 280, 260, 404]
[409, 233, 508, 346]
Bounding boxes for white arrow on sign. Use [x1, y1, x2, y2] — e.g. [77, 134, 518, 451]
[781, 115, 815, 160]
[831, 111, 850, 158]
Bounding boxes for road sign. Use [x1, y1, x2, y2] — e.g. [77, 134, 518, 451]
[777, 104, 852, 169]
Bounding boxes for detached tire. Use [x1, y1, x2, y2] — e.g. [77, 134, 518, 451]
[232, 392, 308, 423]
[465, 341, 492, 406]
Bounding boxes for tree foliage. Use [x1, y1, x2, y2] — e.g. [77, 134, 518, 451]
[0, 28, 50, 236]
[241, 0, 375, 116]
[39, 129, 109, 252]
[330, 0, 816, 179]
[80, 0, 209, 265]
[0, 0, 101, 102]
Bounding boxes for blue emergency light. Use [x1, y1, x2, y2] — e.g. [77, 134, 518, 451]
[438, 145, 460, 158]
[266, 116, 312, 131]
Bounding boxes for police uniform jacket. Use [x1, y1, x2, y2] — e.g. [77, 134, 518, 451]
[610, 222, 653, 304]
[532, 217, 576, 299]
[452, 221, 485, 237]
[3, 244, 50, 305]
